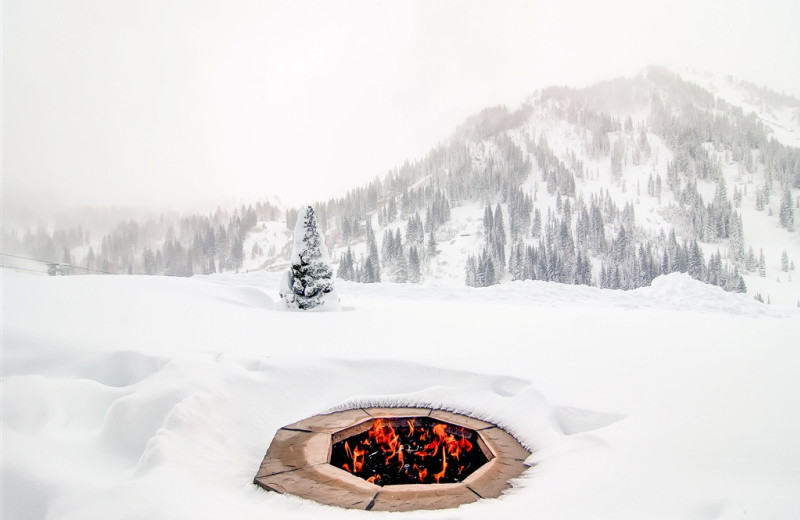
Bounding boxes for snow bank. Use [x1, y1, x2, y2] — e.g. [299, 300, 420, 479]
[2, 268, 800, 519]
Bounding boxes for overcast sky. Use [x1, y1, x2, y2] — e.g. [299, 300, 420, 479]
[4, 0, 800, 216]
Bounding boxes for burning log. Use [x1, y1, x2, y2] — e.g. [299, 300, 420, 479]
[330, 417, 488, 486]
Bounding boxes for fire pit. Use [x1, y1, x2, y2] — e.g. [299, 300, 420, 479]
[253, 407, 531, 511]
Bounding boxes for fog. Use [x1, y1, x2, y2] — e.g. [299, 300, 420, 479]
[3, 0, 799, 219]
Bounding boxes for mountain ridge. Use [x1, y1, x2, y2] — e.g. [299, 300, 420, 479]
[4, 67, 799, 306]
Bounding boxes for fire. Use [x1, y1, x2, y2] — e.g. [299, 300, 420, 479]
[344, 440, 365, 473]
[331, 417, 486, 486]
[433, 444, 447, 483]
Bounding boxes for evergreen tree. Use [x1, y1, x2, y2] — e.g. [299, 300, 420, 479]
[483, 203, 494, 237]
[408, 246, 422, 283]
[746, 246, 757, 272]
[364, 222, 381, 283]
[426, 229, 438, 258]
[728, 212, 745, 264]
[281, 206, 337, 310]
[465, 254, 477, 287]
[711, 177, 732, 238]
[756, 188, 765, 211]
[687, 240, 705, 281]
[532, 208, 542, 238]
[337, 246, 356, 281]
[780, 188, 795, 230]
[381, 230, 396, 263]
[393, 242, 408, 283]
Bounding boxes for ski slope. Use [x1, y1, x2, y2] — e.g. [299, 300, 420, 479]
[3, 268, 800, 519]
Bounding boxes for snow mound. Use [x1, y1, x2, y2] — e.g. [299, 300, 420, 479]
[3, 269, 800, 519]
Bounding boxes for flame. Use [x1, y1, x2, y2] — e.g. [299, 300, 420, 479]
[397, 444, 404, 468]
[336, 418, 480, 485]
[457, 428, 474, 452]
[370, 419, 403, 467]
[433, 445, 447, 483]
[342, 441, 366, 475]
[351, 443, 366, 473]
[445, 434, 462, 460]
[344, 441, 352, 460]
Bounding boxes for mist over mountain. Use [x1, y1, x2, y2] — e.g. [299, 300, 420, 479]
[4, 67, 799, 305]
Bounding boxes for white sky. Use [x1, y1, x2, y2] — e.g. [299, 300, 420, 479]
[3, 0, 800, 215]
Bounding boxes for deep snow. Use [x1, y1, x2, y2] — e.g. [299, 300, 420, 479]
[2, 268, 800, 519]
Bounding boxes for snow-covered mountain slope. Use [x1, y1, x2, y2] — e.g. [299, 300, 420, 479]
[289, 67, 800, 306]
[4, 67, 799, 307]
[679, 69, 800, 148]
[3, 268, 799, 519]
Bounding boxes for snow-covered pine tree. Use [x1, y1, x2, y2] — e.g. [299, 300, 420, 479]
[408, 246, 422, 283]
[363, 222, 381, 283]
[394, 242, 408, 283]
[279, 206, 340, 311]
[728, 212, 745, 264]
[780, 188, 795, 230]
[746, 246, 757, 272]
[756, 188, 765, 211]
[336, 246, 356, 281]
[426, 229, 438, 258]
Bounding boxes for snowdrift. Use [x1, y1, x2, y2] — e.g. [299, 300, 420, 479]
[2, 269, 799, 519]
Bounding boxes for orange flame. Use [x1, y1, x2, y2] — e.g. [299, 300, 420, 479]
[433, 445, 447, 483]
[351, 443, 366, 473]
[337, 418, 480, 484]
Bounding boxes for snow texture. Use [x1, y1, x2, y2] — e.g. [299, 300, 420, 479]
[3, 268, 800, 519]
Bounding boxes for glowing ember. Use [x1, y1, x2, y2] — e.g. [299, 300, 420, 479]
[330, 417, 489, 486]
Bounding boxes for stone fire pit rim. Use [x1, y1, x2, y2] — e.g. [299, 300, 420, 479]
[253, 406, 532, 512]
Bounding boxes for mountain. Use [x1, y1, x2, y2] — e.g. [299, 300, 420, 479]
[4, 67, 799, 305]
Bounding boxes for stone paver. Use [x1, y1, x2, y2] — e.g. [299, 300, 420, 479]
[281, 408, 372, 433]
[479, 426, 531, 461]
[464, 457, 530, 499]
[254, 429, 330, 478]
[370, 482, 480, 511]
[429, 409, 495, 431]
[364, 407, 433, 418]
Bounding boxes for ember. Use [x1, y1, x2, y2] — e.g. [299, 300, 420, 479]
[330, 417, 489, 486]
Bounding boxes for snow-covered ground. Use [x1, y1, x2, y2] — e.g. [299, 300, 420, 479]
[3, 269, 800, 519]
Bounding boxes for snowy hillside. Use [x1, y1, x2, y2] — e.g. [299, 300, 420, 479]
[304, 67, 800, 306]
[3, 269, 799, 519]
[3, 67, 799, 309]
[680, 69, 800, 149]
